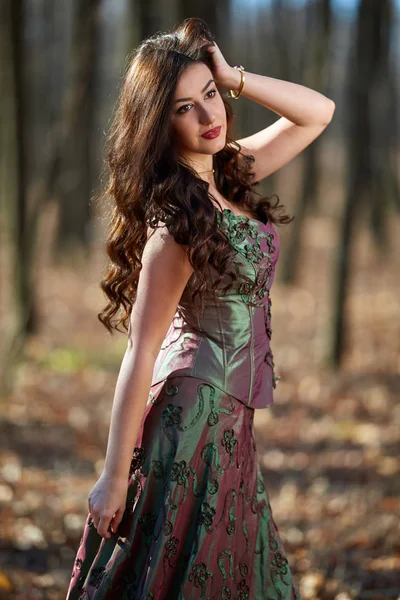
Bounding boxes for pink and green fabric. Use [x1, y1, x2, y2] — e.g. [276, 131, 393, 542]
[66, 211, 302, 599]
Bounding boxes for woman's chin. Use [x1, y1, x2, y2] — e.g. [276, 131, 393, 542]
[199, 137, 226, 154]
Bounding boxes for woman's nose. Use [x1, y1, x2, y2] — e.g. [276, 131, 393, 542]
[199, 106, 215, 126]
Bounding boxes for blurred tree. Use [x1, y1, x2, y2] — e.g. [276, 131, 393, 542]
[330, 0, 398, 367]
[0, 0, 34, 394]
[282, 0, 332, 284]
[178, 0, 217, 32]
[270, 0, 297, 82]
[125, 0, 180, 55]
[125, 0, 164, 49]
[39, 0, 69, 207]
[125, 0, 141, 54]
[368, 0, 400, 237]
[56, 0, 101, 256]
[137, 0, 168, 38]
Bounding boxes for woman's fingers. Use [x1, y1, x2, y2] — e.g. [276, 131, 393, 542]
[97, 514, 112, 538]
[110, 506, 125, 534]
[86, 473, 128, 538]
[88, 505, 125, 538]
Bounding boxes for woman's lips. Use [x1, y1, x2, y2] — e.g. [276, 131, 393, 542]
[201, 126, 221, 139]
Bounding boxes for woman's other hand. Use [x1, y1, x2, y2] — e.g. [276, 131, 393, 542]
[87, 472, 128, 539]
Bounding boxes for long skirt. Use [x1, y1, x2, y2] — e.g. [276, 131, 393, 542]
[66, 375, 302, 600]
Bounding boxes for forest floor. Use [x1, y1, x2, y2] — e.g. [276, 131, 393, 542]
[0, 215, 399, 599]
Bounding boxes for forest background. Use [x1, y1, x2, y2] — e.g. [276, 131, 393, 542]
[0, 0, 399, 598]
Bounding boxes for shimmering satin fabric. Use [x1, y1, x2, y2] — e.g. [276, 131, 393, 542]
[66, 376, 301, 599]
[66, 210, 302, 599]
[151, 208, 280, 409]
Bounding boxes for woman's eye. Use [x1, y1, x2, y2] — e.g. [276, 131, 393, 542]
[177, 90, 217, 114]
[177, 104, 191, 114]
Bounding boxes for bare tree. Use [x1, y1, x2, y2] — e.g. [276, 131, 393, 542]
[330, 0, 398, 367]
[56, 0, 101, 256]
[282, 0, 332, 284]
[368, 0, 400, 244]
[0, 0, 33, 393]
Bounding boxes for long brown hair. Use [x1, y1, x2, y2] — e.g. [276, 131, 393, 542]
[97, 17, 292, 334]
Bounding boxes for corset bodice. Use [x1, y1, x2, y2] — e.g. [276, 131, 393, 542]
[151, 208, 280, 409]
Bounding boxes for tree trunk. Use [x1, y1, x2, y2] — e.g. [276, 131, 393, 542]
[282, 0, 332, 284]
[330, 0, 387, 367]
[56, 0, 101, 257]
[0, 0, 36, 394]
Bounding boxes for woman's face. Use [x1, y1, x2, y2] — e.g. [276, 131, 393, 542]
[170, 62, 227, 160]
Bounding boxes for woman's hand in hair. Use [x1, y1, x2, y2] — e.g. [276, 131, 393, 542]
[205, 42, 240, 90]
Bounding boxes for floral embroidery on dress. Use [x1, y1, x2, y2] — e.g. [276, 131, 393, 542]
[165, 535, 179, 560]
[222, 428, 238, 464]
[216, 210, 275, 288]
[217, 207, 280, 389]
[198, 501, 216, 531]
[235, 577, 250, 599]
[74, 557, 83, 571]
[66, 377, 301, 600]
[129, 446, 145, 475]
[88, 566, 107, 588]
[138, 512, 158, 538]
[171, 460, 191, 486]
[189, 561, 212, 589]
[162, 403, 183, 427]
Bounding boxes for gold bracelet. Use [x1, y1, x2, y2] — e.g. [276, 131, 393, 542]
[229, 65, 245, 99]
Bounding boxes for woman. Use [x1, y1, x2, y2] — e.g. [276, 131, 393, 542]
[66, 17, 334, 600]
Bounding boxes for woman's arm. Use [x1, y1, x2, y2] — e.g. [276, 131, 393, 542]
[227, 68, 335, 127]
[206, 42, 335, 182]
[103, 225, 194, 481]
[89, 225, 194, 538]
[101, 344, 157, 481]
[227, 68, 335, 182]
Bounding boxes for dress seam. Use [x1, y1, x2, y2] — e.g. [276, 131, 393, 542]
[215, 300, 227, 391]
[248, 304, 255, 407]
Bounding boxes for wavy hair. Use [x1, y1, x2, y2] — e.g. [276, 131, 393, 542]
[97, 17, 293, 334]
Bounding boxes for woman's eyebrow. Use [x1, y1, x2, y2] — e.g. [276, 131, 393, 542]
[175, 79, 214, 102]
